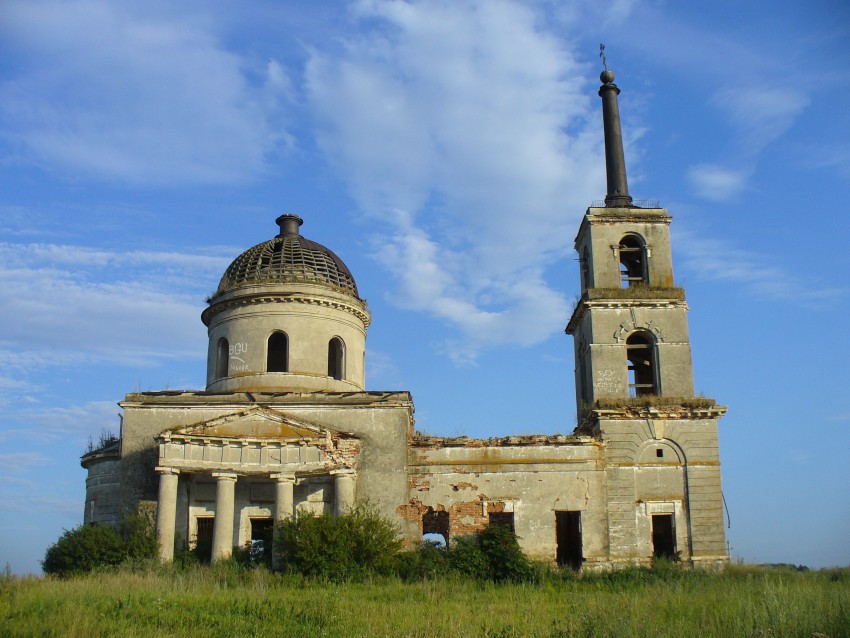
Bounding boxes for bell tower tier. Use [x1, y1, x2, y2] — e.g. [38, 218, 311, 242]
[566, 204, 696, 411]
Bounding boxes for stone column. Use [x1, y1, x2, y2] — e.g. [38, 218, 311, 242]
[155, 467, 179, 563]
[211, 472, 238, 562]
[270, 474, 295, 570]
[332, 469, 356, 517]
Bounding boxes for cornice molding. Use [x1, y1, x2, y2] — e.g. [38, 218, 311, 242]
[202, 292, 371, 327]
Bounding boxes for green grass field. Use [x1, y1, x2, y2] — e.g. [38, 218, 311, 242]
[2, 563, 848, 637]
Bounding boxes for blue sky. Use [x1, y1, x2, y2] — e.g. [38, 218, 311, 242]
[1, 0, 848, 574]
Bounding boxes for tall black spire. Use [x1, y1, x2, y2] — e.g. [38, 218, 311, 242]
[598, 54, 632, 208]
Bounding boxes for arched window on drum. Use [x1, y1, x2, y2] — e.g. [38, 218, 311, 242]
[328, 337, 345, 381]
[216, 338, 229, 379]
[267, 332, 289, 372]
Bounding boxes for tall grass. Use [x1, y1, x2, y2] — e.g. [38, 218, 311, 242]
[1, 563, 847, 637]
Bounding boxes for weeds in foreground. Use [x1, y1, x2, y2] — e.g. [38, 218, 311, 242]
[0, 563, 847, 638]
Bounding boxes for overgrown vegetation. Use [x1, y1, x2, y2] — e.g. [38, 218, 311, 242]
[593, 395, 717, 410]
[398, 524, 535, 583]
[275, 505, 402, 580]
[83, 429, 119, 455]
[31, 509, 848, 635]
[2, 563, 847, 637]
[42, 513, 156, 577]
[585, 285, 686, 300]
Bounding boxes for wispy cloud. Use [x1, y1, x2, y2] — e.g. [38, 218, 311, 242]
[686, 164, 751, 202]
[0, 0, 292, 185]
[0, 452, 50, 474]
[308, 0, 603, 361]
[675, 229, 846, 303]
[0, 242, 229, 371]
[711, 86, 810, 155]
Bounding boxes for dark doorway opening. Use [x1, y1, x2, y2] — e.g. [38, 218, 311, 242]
[422, 509, 450, 547]
[652, 514, 676, 559]
[488, 512, 515, 533]
[555, 511, 583, 570]
[195, 517, 214, 563]
[249, 518, 273, 565]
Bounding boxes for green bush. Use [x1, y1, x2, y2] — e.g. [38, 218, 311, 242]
[476, 523, 535, 583]
[398, 524, 536, 583]
[395, 540, 450, 580]
[42, 524, 127, 576]
[275, 505, 402, 580]
[42, 513, 157, 577]
[447, 534, 488, 578]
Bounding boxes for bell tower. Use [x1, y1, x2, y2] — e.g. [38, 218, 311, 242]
[566, 60, 729, 567]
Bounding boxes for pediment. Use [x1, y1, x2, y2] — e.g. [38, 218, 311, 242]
[161, 406, 353, 442]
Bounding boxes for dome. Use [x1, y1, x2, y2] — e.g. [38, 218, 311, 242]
[214, 214, 359, 298]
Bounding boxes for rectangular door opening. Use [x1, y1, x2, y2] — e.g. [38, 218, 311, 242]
[555, 511, 583, 570]
[651, 514, 676, 559]
[195, 516, 214, 563]
[249, 517, 273, 565]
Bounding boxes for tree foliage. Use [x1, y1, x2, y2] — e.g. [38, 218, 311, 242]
[275, 505, 402, 580]
[42, 513, 157, 577]
[398, 523, 535, 583]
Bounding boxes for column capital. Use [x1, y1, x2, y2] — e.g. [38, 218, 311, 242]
[269, 473, 296, 483]
[155, 466, 179, 475]
[211, 472, 238, 482]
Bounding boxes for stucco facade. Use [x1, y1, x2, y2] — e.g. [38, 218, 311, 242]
[81, 68, 728, 570]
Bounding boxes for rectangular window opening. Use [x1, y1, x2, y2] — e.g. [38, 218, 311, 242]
[488, 512, 515, 533]
[422, 509, 449, 548]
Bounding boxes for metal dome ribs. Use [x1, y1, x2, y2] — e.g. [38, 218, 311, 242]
[215, 234, 359, 298]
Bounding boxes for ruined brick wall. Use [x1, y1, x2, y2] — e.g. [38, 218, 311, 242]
[400, 436, 609, 563]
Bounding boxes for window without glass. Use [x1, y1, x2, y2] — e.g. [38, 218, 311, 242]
[488, 512, 515, 533]
[626, 331, 658, 396]
[580, 247, 590, 290]
[619, 234, 648, 288]
[267, 332, 288, 372]
[328, 337, 345, 380]
[216, 338, 229, 379]
[422, 509, 449, 547]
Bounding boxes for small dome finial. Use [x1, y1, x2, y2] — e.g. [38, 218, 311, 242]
[276, 213, 303, 236]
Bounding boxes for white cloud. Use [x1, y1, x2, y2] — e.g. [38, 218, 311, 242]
[675, 229, 846, 303]
[308, 0, 604, 360]
[0, 452, 50, 474]
[0, 400, 120, 446]
[686, 164, 750, 202]
[0, 242, 228, 371]
[712, 86, 809, 154]
[0, 0, 291, 184]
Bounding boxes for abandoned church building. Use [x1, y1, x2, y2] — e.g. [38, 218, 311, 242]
[81, 67, 729, 570]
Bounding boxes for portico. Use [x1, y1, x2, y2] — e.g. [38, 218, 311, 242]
[153, 407, 360, 561]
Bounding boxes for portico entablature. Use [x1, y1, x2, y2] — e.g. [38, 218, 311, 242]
[155, 406, 360, 476]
